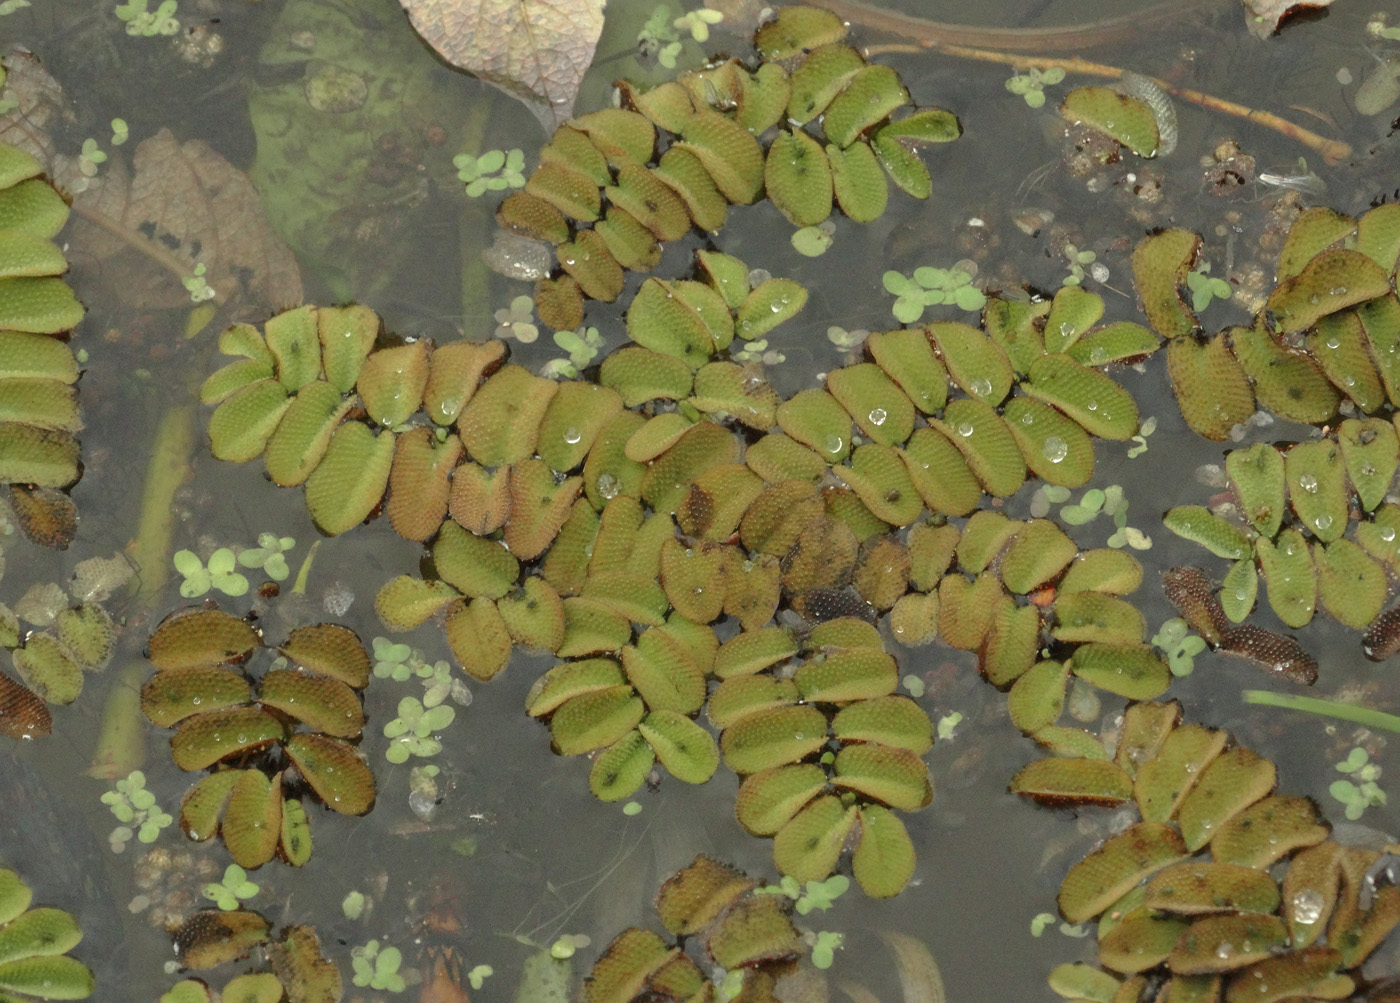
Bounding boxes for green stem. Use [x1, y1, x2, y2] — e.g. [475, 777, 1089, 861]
[458, 96, 496, 326]
[291, 540, 320, 595]
[86, 661, 147, 779]
[1241, 690, 1400, 733]
[127, 405, 196, 603]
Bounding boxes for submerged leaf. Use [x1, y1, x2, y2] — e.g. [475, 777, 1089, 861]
[69, 128, 302, 313]
[400, 0, 605, 131]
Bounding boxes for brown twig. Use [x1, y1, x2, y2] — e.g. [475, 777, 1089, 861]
[807, 0, 1231, 52]
[862, 41, 1353, 164]
[70, 202, 226, 305]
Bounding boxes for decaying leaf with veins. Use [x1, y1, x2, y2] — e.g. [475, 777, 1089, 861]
[399, 0, 606, 131]
[0, 48, 73, 164]
[65, 128, 303, 314]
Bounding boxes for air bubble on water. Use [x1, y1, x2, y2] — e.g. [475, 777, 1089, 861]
[324, 581, 354, 617]
[868, 408, 887, 426]
[409, 790, 437, 822]
[1290, 889, 1324, 925]
[1042, 436, 1069, 463]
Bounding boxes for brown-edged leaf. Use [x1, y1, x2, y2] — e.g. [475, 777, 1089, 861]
[399, 0, 606, 131]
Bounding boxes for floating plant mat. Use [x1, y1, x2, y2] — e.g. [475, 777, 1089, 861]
[199, 274, 1160, 896]
[0, 866, 96, 1002]
[6, 1, 1400, 1000]
[168, 4, 1400, 996]
[141, 609, 375, 868]
[0, 136, 87, 551]
[160, 911, 340, 1003]
[1138, 206, 1400, 444]
[0, 553, 130, 740]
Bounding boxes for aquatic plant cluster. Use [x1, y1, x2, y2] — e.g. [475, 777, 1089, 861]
[181, 4, 1400, 998]
[580, 854, 826, 1002]
[139, 610, 376, 868]
[0, 552, 125, 739]
[0, 867, 94, 1002]
[4, 2, 1400, 1000]
[1034, 699, 1400, 1001]
[1150, 204, 1400, 653]
[163, 913, 341, 1003]
[0, 139, 85, 544]
[197, 251, 1169, 899]
[501, 5, 961, 336]
[0, 135, 85, 576]
[1154, 206, 1400, 444]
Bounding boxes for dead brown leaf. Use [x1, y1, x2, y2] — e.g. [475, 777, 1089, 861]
[399, 0, 605, 132]
[67, 128, 303, 316]
[8, 485, 78, 550]
[1242, 0, 1337, 39]
[0, 47, 74, 167]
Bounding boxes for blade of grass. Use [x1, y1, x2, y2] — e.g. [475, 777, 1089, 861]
[1242, 690, 1400, 733]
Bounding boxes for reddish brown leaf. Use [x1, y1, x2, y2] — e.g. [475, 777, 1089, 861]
[0, 670, 52, 739]
[7, 485, 77, 550]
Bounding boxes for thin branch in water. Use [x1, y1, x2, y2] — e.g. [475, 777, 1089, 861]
[1242, 689, 1400, 732]
[70, 202, 222, 304]
[807, 0, 1231, 53]
[863, 41, 1352, 163]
